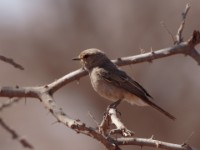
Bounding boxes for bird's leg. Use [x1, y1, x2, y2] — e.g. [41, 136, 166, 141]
[108, 99, 122, 109]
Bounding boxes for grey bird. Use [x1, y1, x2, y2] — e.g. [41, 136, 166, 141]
[73, 48, 175, 120]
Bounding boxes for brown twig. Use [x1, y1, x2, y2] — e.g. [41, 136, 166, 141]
[0, 55, 24, 70]
[0, 118, 33, 149]
[0, 97, 20, 111]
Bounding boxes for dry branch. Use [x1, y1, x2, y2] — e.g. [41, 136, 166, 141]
[46, 31, 200, 94]
[0, 54, 24, 70]
[99, 100, 134, 137]
[175, 3, 190, 44]
[0, 3, 200, 150]
[116, 137, 194, 150]
[0, 30, 199, 150]
[0, 118, 33, 149]
[0, 98, 20, 111]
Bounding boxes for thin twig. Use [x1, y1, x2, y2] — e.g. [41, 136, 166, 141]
[175, 3, 191, 44]
[0, 98, 20, 111]
[0, 55, 24, 70]
[160, 21, 175, 43]
[116, 137, 195, 150]
[0, 118, 33, 149]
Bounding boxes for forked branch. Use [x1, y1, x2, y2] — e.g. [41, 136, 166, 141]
[0, 3, 199, 150]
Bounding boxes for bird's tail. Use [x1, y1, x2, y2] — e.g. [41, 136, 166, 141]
[145, 98, 176, 120]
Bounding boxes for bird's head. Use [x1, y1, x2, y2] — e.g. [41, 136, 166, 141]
[73, 48, 109, 71]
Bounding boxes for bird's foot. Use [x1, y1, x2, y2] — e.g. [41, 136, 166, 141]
[108, 99, 122, 109]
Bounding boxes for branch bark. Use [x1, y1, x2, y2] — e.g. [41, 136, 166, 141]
[0, 3, 200, 150]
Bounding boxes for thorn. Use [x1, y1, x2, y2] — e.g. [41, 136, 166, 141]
[44, 85, 49, 88]
[117, 57, 122, 61]
[150, 135, 154, 140]
[182, 131, 195, 145]
[150, 47, 155, 56]
[155, 141, 161, 148]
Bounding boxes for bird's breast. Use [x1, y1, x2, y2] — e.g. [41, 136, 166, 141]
[89, 68, 124, 101]
[89, 68, 148, 106]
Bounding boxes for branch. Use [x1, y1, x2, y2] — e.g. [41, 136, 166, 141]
[99, 100, 134, 137]
[0, 54, 24, 70]
[0, 31, 199, 150]
[175, 3, 190, 44]
[116, 137, 194, 150]
[0, 4, 200, 150]
[47, 31, 200, 93]
[0, 118, 33, 149]
[38, 93, 121, 150]
[0, 97, 20, 111]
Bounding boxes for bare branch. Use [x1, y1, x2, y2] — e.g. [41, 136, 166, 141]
[108, 108, 134, 137]
[0, 31, 199, 150]
[116, 137, 195, 150]
[0, 4, 199, 150]
[175, 3, 191, 44]
[99, 100, 134, 137]
[0, 54, 24, 70]
[0, 118, 33, 149]
[0, 97, 20, 111]
[46, 32, 200, 94]
[0, 86, 39, 98]
[38, 93, 121, 150]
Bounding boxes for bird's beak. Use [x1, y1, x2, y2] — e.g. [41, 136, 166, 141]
[72, 57, 81, 61]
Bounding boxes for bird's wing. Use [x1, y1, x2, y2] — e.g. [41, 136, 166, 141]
[100, 68, 151, 100]
[99, 67, 176, 120]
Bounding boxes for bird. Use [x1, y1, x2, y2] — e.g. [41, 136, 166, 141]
[73, 48, 175, 120]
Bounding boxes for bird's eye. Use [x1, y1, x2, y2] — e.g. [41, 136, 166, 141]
[83, 54, 89, 59]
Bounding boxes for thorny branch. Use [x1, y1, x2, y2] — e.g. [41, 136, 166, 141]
[0, 3, 199, 150]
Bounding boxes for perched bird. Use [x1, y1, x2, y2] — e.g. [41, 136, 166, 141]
[73, 48, 175, 120]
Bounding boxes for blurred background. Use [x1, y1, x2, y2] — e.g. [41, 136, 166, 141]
[0, 0, 200, 150]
